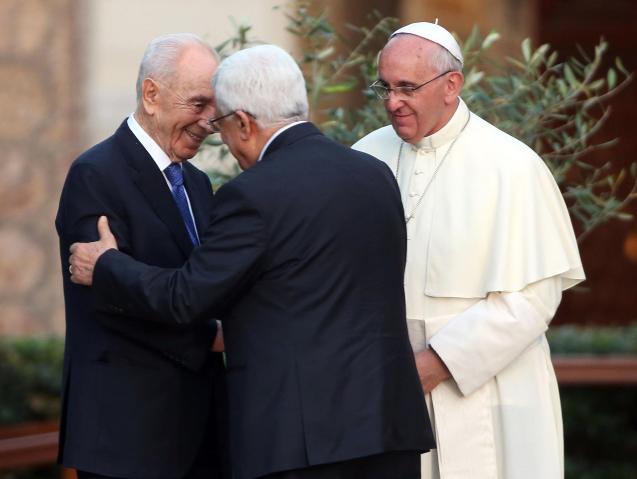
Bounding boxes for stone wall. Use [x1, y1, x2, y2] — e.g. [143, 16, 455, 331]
[0, 0, 84, 335]
[0, 0, 296, 336]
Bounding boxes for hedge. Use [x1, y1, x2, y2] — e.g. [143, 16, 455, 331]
[1, 326, 635, 478]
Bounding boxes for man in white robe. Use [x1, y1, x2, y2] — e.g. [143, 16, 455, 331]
[353, 22, 585, 479]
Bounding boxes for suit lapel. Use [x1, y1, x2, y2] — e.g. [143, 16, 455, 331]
[114, 122, 194, 257]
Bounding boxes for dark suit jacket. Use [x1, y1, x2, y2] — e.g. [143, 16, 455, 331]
[92, 123, 435, 479]
[55, 121, 229, 478]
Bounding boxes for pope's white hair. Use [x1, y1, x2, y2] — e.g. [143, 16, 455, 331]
[213, 44, 309, 128]
[427, 41, 463, 73]
[136, 33, 217, 105]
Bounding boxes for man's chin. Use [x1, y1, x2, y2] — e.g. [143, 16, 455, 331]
[392, 124, 415, 142]
[177, 143, 202, 160]
[391, 120, 414, 141]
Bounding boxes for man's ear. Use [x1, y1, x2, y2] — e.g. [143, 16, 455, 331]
[235, 110, 254, 141]
[444, 71, 464, 104]
[141, 78, 160, 114]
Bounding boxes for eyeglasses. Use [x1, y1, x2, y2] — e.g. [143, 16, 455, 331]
[369, 70, 453, 100]
[207, 111, 236, 133]
[207, 110, 255, 133]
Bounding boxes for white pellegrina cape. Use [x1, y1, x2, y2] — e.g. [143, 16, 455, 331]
[353, 98, 584, 479]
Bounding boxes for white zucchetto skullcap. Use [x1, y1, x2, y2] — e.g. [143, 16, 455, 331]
[390, 22, 463, 66]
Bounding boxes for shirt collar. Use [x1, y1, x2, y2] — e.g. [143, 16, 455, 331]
[257, 121, 307, 162]
[127, 114, 173, 172]
[412, 97, 469, 152]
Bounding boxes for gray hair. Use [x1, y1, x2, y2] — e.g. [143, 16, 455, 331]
[135, 33, 217, 104]
[427, 42, 463, 73]
[212, 44, 308, 128]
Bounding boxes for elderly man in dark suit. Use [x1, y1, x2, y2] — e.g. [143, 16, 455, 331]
[56, 33, 229, 479]
[68, 44, 434, 479]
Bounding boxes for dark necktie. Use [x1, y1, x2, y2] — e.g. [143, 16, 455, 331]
[164, 163, 199, 246]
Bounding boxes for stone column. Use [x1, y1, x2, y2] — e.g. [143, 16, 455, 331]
[0, 0, 85, 334]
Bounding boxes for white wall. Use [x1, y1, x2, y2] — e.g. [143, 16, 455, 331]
[85, 0, 294, 146]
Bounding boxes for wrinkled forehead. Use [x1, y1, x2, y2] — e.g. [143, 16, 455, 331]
[171, 45, 217, 85]
[382, 34, 439, 59]
[379, 35, 437, 77]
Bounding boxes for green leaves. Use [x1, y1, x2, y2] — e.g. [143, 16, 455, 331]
[548, 323, 637, 354]
[521, 37, 532, 62]
[201, 2, 636, 243]
[481, 31, 500, 50]
[321, 79, 357, 94]
[460, 30, 635, 242]
[607, 68, 617, 89]
[277, 4, 398, 145]
[0, 337, 63, 425]
[214, 20, 255, 57]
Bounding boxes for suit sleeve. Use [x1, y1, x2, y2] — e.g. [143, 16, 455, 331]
[429, 276, 562, 396]
[57, 161, 130, 261]
[93, 181, 268, 324]
[57, 160, 216, 370]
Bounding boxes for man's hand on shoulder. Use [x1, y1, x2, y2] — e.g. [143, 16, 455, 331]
[415, 348, 451, 394]
[69, 216, 118, 286]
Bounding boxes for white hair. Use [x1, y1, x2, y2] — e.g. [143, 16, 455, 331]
[427, 42, 463, 73]
[212, 44, 309, 128]
[135, 33, 217, 104]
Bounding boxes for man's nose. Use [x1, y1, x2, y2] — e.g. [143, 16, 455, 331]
[385, 92, 404, 112]
[199, 116, 214, 134]
[199, 106, 216, 133]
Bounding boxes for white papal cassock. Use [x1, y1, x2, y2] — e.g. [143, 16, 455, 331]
[353, 98, 585, 479]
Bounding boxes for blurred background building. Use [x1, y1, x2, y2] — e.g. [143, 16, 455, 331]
[0, 0, 635, 335]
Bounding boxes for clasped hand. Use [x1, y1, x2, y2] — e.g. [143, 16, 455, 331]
[415, 348, 451, 393]
[69, 216, 118, 286]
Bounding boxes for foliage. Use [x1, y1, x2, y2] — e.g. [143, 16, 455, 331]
[561, 386, 637, 479]
[201, 0, 636, 242]
[0, 330, 636, 477]
[546, 324, 637, 477]
[547, 323, 637, 355]
[285, 5, 397, 145]
[0, 337, 63, 425]
[460, 28, 636, 243]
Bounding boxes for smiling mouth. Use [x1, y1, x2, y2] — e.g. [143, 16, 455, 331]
[186, 129, 205, 142]
[392, 113, 414, 123]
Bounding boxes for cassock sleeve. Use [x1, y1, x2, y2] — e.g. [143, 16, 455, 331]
[428, 276, 562, 396]
[92, 181, 267, 325]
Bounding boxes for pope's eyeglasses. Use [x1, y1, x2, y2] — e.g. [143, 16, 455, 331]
[370, 70, 453, 100]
